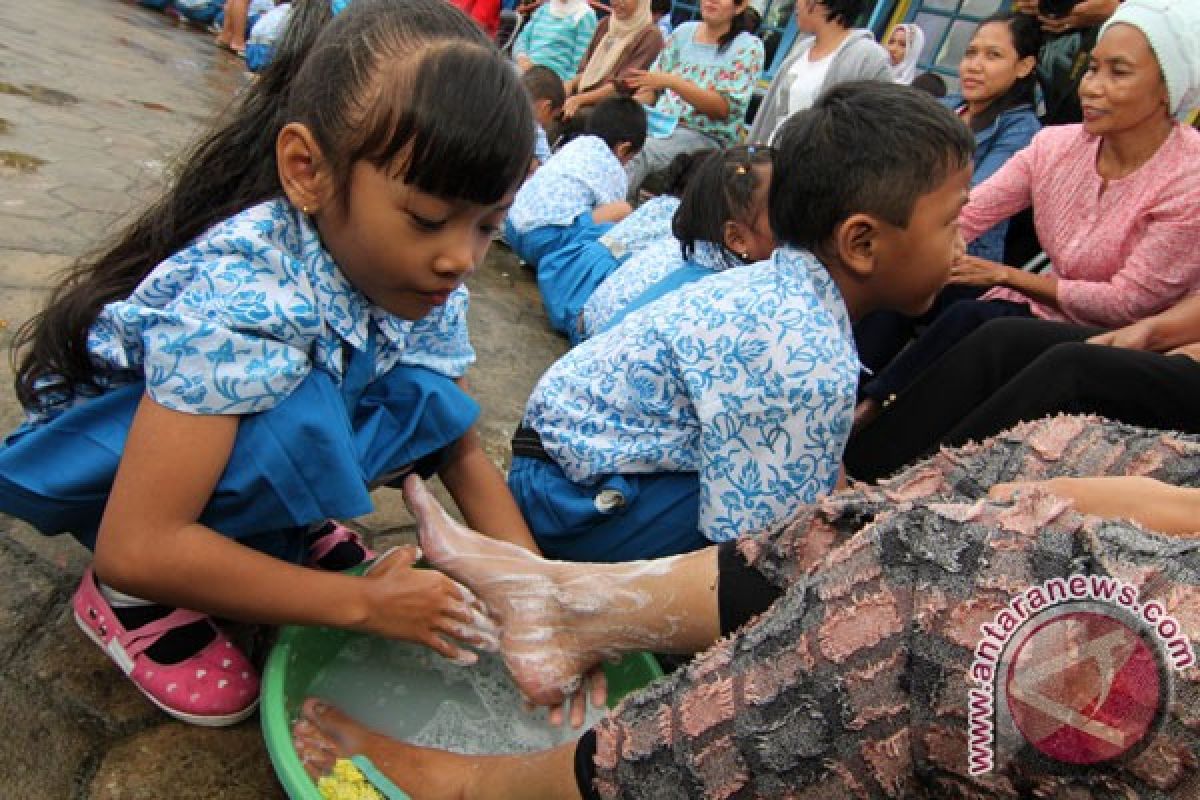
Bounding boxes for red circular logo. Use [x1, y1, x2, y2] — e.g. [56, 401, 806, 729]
[1005, 609, 1163, 765]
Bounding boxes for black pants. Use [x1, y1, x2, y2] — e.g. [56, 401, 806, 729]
[859, 298, 1033, 403]
[845, 317, 1200, 481]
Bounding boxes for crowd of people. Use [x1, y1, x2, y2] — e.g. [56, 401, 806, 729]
[2, 0, 1199, 797]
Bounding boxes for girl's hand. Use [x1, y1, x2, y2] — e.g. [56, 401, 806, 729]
[948, 255, 1009, 287]
[515, 54, 534, 72]
[358, 545, 500, 664]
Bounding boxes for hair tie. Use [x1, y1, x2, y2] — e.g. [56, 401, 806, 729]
[332, 0, 351, 15]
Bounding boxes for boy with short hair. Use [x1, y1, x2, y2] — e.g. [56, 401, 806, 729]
[509, 81, 974, 562]
[504, 96, 647, 270]
[520, 65, 566, 170]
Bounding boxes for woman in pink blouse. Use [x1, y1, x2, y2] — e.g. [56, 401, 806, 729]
[856, 0, 1200, 423]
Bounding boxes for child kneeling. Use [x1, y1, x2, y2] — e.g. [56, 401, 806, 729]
[510, 82, 973, 562]
[503, 97, 646, 270]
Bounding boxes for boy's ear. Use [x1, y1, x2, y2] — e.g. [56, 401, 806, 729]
[277, 122, 333, 214]
[615, 140, 639, 163]
[831, 212, 881, 281]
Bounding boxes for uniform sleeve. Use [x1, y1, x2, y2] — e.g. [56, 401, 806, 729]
[675, 280, 855, 542]
[90, 248, 319, 415]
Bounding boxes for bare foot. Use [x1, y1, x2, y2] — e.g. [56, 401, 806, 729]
[293, 698, 583, 800]
[293, 698, 477, 800]
[402, 475, 601, 706]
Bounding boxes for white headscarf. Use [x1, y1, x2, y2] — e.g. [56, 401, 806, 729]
[888, 23, 925, 85]
[546, 0, 592, 22]
[1101, 0, 1200, 118]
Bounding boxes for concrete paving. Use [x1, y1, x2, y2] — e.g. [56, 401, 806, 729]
[0, 1, 566, 795]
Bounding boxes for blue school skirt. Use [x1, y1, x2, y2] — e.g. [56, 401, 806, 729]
[503, 212, 608, 272]
[175, 0, 223, 24]
[507, 452, 707, 563]
[536, 233, 619, 343]
[0, 365, 478, 561]
[601, 262, 713, 334]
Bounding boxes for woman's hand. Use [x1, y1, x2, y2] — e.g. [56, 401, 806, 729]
[562, 94, 587, 119]
[948, 254, 1010, 287]
[624, 69, 676, 93]
[1087, 316, 1159, 350]
[357, 545, 501, 663]
[1166, 342, 1200, 363]
[990, 476, 1200, 537]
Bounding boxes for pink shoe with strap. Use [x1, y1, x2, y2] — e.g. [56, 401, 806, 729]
[305, 521, 376, 571]
[72, 567, 259, 727]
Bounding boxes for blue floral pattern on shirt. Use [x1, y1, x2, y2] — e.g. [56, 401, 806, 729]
[597, 195, 680, 261]
[581, 238, 737, 338]
[507, 135, 627, 234]
[31, 199, 474, 424]
[525, 246, 859, 543]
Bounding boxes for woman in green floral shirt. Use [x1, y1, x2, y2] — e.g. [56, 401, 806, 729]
[624, 0, 764, 201]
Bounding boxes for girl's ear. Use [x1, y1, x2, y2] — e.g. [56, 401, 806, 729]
[831, 212, 879, 282]
[723, 219, 751, 261]
[277, 122, 333, 214]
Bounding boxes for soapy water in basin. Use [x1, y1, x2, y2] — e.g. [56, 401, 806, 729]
[305, 636, 607, 755]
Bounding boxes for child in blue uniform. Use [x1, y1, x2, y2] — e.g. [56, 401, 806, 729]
[1, 0, 539, 727]
[598, 144, 775, 333]
[509, 82, 974, 562]
[578, 144, 774, 339]
[536, 149, 706, 342]
[503, 96, 646, 270]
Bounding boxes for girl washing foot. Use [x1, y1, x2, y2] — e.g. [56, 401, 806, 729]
[1, 0, 541, 726]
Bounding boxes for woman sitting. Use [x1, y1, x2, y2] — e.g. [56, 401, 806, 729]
[885, 22, 924, 84]
[621, 0, 764, 202]
[560, 0, 665, 129]
[856, 0, 1200, 423]
[853, 12, 1043, 375]
[747, 0, 891, 145]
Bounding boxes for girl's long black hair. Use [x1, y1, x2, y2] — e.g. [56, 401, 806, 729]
[14, 0, 533, 412]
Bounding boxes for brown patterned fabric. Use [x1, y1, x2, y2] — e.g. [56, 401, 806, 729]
[591, 416, 1200, 798]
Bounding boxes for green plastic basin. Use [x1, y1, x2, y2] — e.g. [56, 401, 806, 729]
[261, 623, 662, 799]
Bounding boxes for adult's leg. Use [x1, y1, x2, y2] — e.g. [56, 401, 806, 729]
[295, 420, 1200, 798]
[623, 128, 717, 204]
[845, 318, 1099, 481]
[942, 345, 1200, 446]
[859, 299, 1033, 405]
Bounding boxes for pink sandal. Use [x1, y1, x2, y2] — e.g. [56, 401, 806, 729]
[305, 521, 376, 570]
[72, 567, 259, 727]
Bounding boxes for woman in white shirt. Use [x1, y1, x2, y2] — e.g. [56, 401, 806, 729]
[747, 0, 892, 144]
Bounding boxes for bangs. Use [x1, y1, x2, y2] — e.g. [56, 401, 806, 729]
[358, 43, 534, 205]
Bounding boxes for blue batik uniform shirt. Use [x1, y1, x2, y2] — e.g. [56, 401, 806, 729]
[580, 238, 739, 338]
[524, 245, 860, 543]
[28, 199, 474, 426]
[507, 134, 627, 234]
[596, 195, 681, 261]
